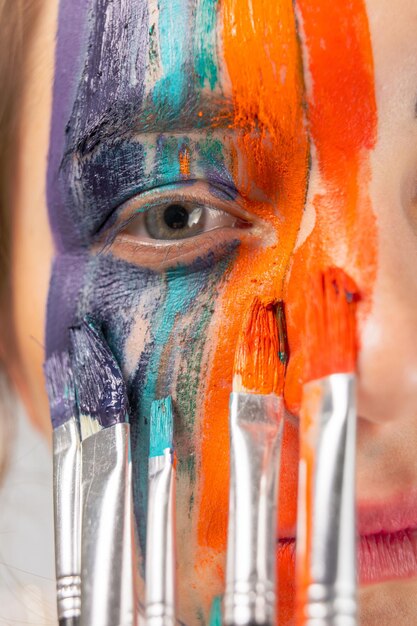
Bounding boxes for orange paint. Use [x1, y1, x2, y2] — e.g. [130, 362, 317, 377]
[196, 0, 309, 591]
[179, 144, 191, 178]
[286, 2, 378, 623]
[296, 381, 322, 622]
[193, 2, 377, 625]
[285, 0, 378, 412]
[234, 298, 285, 395]
[304, 268, 360, 382]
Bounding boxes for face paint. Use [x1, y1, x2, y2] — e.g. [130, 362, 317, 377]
[47, 1, 377, 624]
[47, 2, 253, 622]
[284, 0, 378, 412]
[196, 2, 309, 621]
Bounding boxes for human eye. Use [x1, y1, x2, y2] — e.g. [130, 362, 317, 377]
[123, 200, 247, 242]
[99, 182, 256, 270]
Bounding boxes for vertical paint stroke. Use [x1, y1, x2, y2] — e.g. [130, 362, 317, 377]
[284, 0, 378, 413]
[285, 2, 377, 622]
[179, 144, 191, 179]
[297, 0, 377, 275]
[196, 5, 309, 619]
[153, 0, 190, 112]
[194, 0, 219, 90]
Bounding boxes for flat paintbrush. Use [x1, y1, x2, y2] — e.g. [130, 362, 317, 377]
[70, 320, 137, 626]
[145, 396, 176, 626]
[296, 267, 359, 626]
[44, 351, 81, 626]
[209, 596, 223, 626]
[224, 298, 285, 626]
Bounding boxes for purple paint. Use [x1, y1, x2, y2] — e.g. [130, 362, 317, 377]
[43, 351, 77, 429]
[70, 320, 129, 427]
[46, 2, 243, 611]
[47, 0, 149, 252]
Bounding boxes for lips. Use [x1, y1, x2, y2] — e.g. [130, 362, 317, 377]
[277, 492, 417, 585]
[357, 493, 417, 584]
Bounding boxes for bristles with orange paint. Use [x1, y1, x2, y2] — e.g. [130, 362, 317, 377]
[225, 297, 286, 626]
[233, 298, 286, 396]
[296, 266, 359, 625]
[304, 267, 360, 383]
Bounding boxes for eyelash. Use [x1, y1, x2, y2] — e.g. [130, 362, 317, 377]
[96, 181, 257, 270]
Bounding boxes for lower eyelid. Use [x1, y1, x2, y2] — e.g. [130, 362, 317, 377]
[97, 222, 254, 271]
[119, 204, 250, 241]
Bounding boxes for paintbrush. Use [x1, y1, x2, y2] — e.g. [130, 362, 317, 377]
[209, 596, 223, 626]
[145, 396, 176, 626]
[224, 298, 285, 626]
[296, 267, 359, 626]
[70, 320, 137, 626]
[44, 351, 81, 626]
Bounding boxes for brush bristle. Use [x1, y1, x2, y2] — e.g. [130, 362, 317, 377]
[209, 596, 222, 626]
[304, 267, 359, 382]
[149, 397, 174, 458]
[233, 298, 284, 395]
[44, 351, 77, 429]
[70, 319, 129, 438]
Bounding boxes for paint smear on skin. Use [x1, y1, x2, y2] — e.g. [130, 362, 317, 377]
[152, 0, 190, 113]
[194, 0, 219, 90]
[196, 1, 309, 620]
[195, 0, 377, 622]
[287, 1, 378, 622]
[285, 0, 378, 413]
[179, 144, 191, 179]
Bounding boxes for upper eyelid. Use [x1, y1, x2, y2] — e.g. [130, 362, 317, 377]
[96, 180, 258, 248]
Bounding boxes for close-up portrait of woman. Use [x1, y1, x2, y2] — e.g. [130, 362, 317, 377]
[1, 0, 417, 625]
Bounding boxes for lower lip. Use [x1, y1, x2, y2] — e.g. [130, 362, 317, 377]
[278, 528, 417, 584]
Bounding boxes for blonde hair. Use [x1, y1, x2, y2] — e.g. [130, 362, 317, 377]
[0, 0, 41, 481]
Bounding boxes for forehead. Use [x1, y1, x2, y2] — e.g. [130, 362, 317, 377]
[52, 0, 380, 150]
[49, 0, 378, 250]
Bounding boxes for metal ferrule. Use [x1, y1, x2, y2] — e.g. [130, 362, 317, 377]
[53, 418, 82, 621]
[146, 449, 176, 626]
[298, 373, 357, 626]
[225, 392, 284, 626]
[80, 422, 137, 626]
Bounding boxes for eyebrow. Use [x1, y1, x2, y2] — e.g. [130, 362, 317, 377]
[67, 92, 236, 161]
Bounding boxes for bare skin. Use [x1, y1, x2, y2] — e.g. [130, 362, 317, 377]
[5, 0, 417, 624]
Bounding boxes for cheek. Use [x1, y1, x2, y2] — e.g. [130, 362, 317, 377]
[46, 247, 238, 549]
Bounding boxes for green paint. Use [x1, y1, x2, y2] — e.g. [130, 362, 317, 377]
[198, 135, 225, 167]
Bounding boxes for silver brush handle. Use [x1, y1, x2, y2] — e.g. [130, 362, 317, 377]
[53, 419, 81, 621]
[302, 374, 357, 626]
[303, 582, 357, 626]
[225, 392, 283, 626]
[80, 423, 137, 626]
[146, 450, 176, 626]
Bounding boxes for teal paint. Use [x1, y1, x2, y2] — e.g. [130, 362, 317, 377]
[133, 266, 204, 551]
[209, 595, 222, 626]
[158, 135, 186, 180]
[194, 0, 219, 90]
[153, 0, 189, 113]
[141, 266, 203, 414]
[149, 396, 174, 457]
[198, 135, 225, 166]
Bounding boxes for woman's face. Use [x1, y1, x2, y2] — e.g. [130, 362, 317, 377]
[10, 0, 417, 623]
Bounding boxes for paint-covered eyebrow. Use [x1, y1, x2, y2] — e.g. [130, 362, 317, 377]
[68, 94, 235, 160]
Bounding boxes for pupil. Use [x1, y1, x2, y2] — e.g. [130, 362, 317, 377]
[163, 204, 189, 230]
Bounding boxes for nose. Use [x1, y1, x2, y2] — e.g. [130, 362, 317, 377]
[357, 210, 417, 424]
